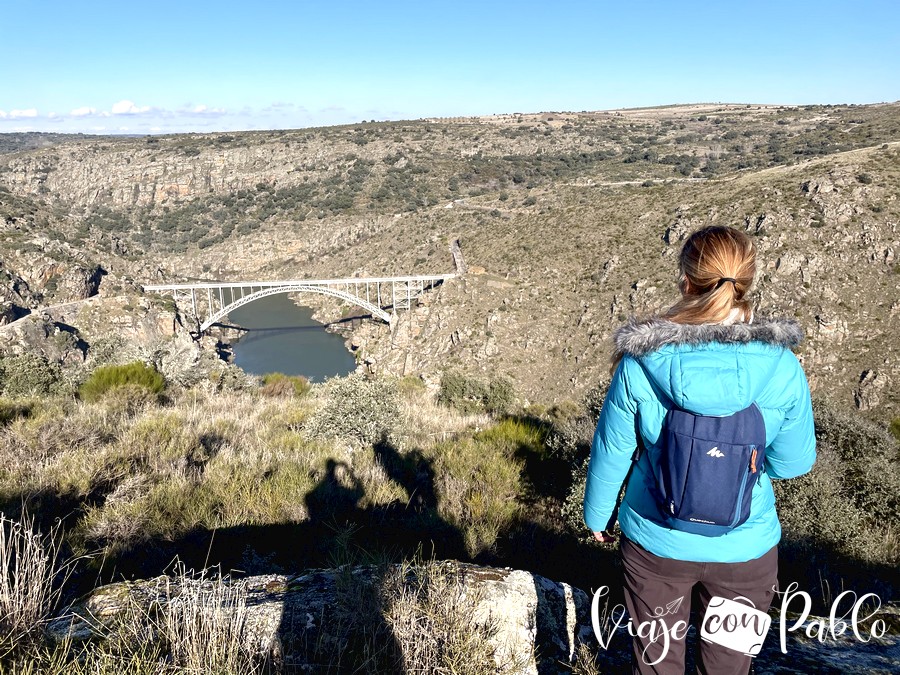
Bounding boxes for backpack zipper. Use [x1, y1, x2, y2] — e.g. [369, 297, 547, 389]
[729, 472, 751, 528]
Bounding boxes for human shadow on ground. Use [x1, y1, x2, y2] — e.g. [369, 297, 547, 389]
[4, 431, 895, 672]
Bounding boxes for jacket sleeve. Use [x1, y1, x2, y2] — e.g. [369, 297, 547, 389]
[583, 357, 639, 532]
[765, 351, 816, 480]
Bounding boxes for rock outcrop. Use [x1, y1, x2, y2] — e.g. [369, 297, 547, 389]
[45, 561, 900, 674]
[47, 562, 601, 674]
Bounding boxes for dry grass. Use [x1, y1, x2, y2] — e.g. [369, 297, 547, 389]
[382, 561, 530, 674]
[0, 514, 64, 654]
[161, 567, 264, 674]
[397, 384, 492, 446]
[0, 377, 525, 562]
[568, 643, 604, 675]
[1, 560, 262, 674]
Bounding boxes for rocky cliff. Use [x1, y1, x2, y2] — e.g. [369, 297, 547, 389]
[1, 104, 898, 419]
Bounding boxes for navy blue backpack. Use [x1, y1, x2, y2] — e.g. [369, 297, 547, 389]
[649, 403, 767, 536]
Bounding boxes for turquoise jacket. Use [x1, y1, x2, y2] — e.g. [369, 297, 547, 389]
[583, 317, 816, 563]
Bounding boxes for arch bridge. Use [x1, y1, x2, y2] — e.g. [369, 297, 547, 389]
[143, 274, 455, 333]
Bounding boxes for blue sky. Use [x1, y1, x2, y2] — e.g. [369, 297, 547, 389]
[2, 0, 898, 134]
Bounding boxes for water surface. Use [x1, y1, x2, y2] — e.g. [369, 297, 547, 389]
[226, 293, 356, 382]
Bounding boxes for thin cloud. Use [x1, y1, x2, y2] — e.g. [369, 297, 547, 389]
[184, 104, 227, 116]
[70, 106, 97, 117]
[0, 111, 6, 119]
[111, 100, 151, 115]
[262, 101, 297, 113]
[10, 109, 38, 119]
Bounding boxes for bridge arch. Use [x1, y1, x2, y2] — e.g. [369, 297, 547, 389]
[201, 285, 391, 331]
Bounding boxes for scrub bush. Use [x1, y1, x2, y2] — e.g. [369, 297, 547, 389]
[0, 354, 66, 398]
[437, 372, 515, 416]
[260, 372, 311, 398]
[545, 380, 608, 462]
[429, 419, 534, 555]
[79, 362, 165, 402]
[774, 396, 900, 564]
[306, 374, 400, 445]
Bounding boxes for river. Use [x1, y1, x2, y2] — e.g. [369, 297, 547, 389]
[226, 293, 356, 382]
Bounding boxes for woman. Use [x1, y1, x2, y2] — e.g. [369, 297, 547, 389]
[583, 226, 816, 674]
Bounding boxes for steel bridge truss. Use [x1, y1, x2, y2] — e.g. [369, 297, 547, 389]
[143, 274, 455, 332]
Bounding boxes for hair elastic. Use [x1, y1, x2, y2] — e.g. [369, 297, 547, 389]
[716, 277, 737, 289]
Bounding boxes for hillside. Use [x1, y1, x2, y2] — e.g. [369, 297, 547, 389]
[1, 102, 898, 421]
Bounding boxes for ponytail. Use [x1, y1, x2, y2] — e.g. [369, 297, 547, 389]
[610, 226, 755, 374]
[663, 226, 755, 325]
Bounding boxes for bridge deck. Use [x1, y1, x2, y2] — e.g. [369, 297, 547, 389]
[143, 273, 456, 332]
[144, 273, 455, 291]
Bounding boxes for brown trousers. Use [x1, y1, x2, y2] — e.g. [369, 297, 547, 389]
[620, 536, 778, 675]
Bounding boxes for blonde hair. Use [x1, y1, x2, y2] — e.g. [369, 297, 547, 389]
[664, 225, 755, 325]
[609, 226, 756, 374]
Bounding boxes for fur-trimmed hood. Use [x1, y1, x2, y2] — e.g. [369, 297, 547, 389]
[613, 316, 803, 358]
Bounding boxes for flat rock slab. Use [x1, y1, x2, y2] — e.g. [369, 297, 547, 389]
[46, 561, 900, 674]
[47, 561, 599, 674]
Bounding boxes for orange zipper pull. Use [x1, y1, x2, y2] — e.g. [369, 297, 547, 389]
[750, 448, 758, 474]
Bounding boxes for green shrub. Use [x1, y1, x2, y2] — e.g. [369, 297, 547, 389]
[430, 420, 530, 555]
[86, 335, 128, 367]
[260, 372, 310, 398]
[79, 362, 165, 402]
[890, 417, 900, 441]
[437, 373, 515, 416]
[306, 374, 400, 445]
[545, 381, 608, 462]
[0, 354, 66, 398]
[437, 373, 482, 415]
[397, 375, 426, 396]
[561, 456, 591, 536]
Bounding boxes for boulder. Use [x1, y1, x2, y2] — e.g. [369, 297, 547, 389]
[0, 300, 24, 326]
[854, 369, 887, 411]
[0, 313, 86, 365]
[46, 262, 104, 301]
[46, 562, 600, 674]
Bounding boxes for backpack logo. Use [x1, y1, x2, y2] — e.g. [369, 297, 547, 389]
[707, 447, 725, 458]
